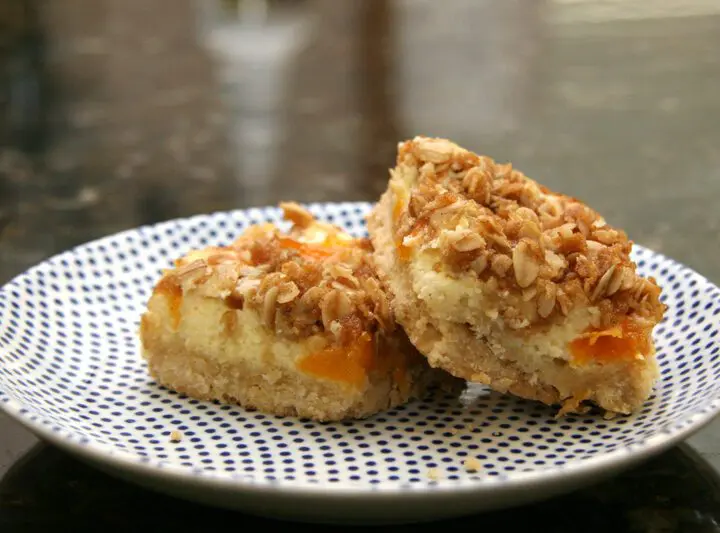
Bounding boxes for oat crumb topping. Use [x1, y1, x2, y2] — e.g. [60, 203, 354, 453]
[156, 203, 393, 342]
[390, 136, 666, 330]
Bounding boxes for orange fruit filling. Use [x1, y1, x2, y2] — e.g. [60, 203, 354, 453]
[397, 243, 412, 262]
[154, 276, 183, 329]
[278, 237, 337, 260]
[569, 319, 652, 365]
[278, 224, 355, 260]
[392, 196, 404, 224]
[392, 197, 412, 261]
[297, 332, 376, 389]
[297, 331, 412, 390]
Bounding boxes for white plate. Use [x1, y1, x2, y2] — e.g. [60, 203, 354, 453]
[1, 202, 719, 524]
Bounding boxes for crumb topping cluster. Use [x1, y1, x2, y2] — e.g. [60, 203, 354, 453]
[159, 202, 393, 342]
[391, 136, 665, 330]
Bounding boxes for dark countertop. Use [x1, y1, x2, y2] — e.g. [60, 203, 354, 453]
[2, 1, 720, 530]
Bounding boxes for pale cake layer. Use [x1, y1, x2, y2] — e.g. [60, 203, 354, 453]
[140, 202, 450, 421]
[141, 291, 440, 421]
[368, 136, 666, 414]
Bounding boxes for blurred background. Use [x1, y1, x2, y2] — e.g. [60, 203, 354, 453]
[0, 0, 719, 285]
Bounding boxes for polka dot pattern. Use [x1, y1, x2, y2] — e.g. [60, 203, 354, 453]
[1, 202, 720, 492]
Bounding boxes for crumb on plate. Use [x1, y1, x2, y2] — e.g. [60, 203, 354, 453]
[464, 457, 482, 472]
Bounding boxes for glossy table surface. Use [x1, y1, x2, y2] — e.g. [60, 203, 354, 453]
[2, 1, 720, 530]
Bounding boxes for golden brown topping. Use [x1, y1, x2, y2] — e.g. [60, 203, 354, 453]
[320, 290, 353, 330]
[174, 259, 207, 280]
[471, 254, 489, 275]
[276, 281, 300, 304]
[445, 229, 486, 253]
[536, 279, 557, 318]
[158, 204, 394, 342]
[512, 239, 542, 288]
[389, 136, 666, 329]
[262, 285, 280, 328]
[417, 139, 455, 163]
[280, 201, 315, 228]
[463, 166, 493, 205]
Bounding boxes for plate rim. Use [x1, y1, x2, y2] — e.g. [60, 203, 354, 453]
[2, 201, 720, 499]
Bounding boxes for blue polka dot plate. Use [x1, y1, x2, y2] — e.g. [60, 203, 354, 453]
[1, 202, 719, 524]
